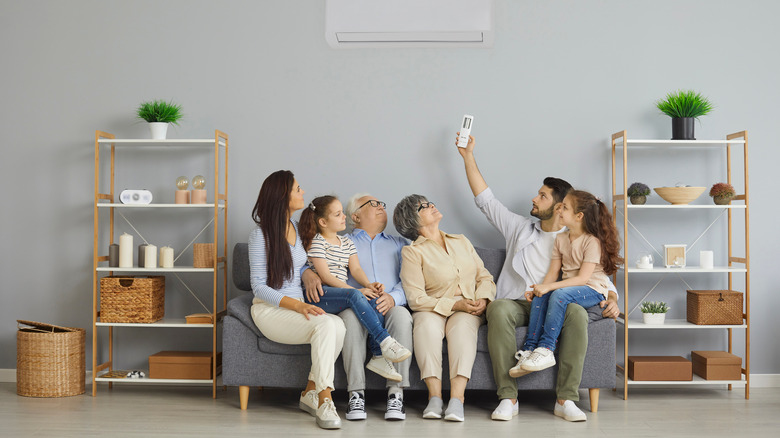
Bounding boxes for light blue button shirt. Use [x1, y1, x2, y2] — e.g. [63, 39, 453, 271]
[346, 229, 409, 307]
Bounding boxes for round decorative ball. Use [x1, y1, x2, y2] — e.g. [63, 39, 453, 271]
[192, 175, 206, 190]
[176, 176, 189, 190]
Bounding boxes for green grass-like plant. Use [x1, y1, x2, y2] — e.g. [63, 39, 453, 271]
[137, 99, 183, 125]
[640, 301, 670, 314]
[656, 90, 713, 119]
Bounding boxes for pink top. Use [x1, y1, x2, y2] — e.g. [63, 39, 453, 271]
[552, 231, 610, 297]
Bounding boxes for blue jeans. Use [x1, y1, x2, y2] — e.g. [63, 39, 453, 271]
[522, 286, 604, 352]
[306, 286, 388, 356]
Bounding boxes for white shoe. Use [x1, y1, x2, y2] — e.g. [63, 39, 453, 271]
[509, 350, 532, 378]
[316, 398, 342, 429]
[553, 400, 587, 422]
[380, 337, 412, 363]
[491, 398, 519, 421]
[345, 391, 367, 421]
[299, 389, 318, 416]
[521, 347, 556, 372]
[366, 355, 403, 381]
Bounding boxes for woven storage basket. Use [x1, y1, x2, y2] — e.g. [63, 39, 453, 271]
[100, 276, 165, 323]
[687, 290, 743, 325]
[193, 243, 215, 268]
[17, 320, 85, 397]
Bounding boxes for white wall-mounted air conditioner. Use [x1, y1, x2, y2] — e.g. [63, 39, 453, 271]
[325, 0, 494, 49]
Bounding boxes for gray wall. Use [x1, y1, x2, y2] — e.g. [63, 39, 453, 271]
[2, 1, 777, 376]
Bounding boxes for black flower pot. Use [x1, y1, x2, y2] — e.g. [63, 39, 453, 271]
[671, 117, 695, 140]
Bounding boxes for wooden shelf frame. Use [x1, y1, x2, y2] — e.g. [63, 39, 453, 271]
[92, 130, 228, 399]
[611, 130, 750, 400]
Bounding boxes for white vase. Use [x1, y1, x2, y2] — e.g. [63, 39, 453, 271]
[149, 122, 168, 139]
[643, 313, 666, 324]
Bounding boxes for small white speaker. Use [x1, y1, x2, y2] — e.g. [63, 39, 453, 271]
[120, 189, 153, 205]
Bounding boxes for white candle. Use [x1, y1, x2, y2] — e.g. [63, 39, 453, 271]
[119, 233, 133, 268]
[160, 246, 174, 268]
[144, 244, 157, 268]
[700, 251, 714, 269]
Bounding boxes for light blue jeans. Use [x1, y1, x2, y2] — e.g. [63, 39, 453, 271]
[306, 285, 388, 356]
[522, 286, 604, 352]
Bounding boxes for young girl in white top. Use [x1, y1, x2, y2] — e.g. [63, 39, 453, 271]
[300, 195, 411, 381]
[510, 189, 623, 375]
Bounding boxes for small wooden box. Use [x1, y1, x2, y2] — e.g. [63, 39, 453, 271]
[148, 351, 220, 380]
[663, 244, 687, 267]
[628, 356, 692, 381]
[687, 290, 743, 325]
[691, 351, 742, 380]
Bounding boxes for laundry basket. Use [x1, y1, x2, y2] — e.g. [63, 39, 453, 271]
[16, 320, 85, 397]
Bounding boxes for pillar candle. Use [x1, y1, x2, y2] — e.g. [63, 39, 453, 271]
[119, 233, 133, 268]
[700, 250, 714, 269]
[191, 189, 207, 204]
[138, 243, 148, 267]
[108, 243, 119, 267]
[160, 246, 174, 268]
[144, 244, 157, 268]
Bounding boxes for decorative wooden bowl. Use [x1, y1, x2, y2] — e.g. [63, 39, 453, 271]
[654, 186, 706, 205]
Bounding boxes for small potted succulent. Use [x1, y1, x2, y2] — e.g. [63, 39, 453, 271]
[656, 90, 713, 140]
[137, 99, 183, 139]
[640, 301, 669, 324]
[627, 182, 651, 205]
[709, 182, 736, 205]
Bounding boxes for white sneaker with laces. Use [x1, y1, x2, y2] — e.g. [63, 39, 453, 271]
[521, 347, 556, 372]
[299, 389, 318, 416]
[379, 337, 412, 363]
[385, 393, 406, 420]
[366, 355, 403, 381]
[509, 350, 532, 378]
[316, 398, 342, 429]
[553, 400, 587, 422]
[491, 398, 519, 421]
[346, 391, 367, 421]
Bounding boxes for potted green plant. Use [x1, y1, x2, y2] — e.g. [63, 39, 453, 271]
[709, 182, 736, 205]
[640, 301, 669, 324]
[137, 99, 183, 139]
[656, 90, 713, 140]
[627, 182, 651, 205]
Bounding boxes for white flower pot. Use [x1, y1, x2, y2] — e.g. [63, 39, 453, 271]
[149, 122, 169, 139]
[642, 313, 666, 324]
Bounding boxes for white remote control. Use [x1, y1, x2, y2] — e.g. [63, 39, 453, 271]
[456, 114, 474, 148]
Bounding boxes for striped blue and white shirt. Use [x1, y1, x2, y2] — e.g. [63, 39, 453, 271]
[248, 221, 307, 306]
[307, 233, 357, 282]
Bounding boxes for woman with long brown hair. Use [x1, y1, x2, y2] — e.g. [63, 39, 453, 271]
[248, 170, 345, 430]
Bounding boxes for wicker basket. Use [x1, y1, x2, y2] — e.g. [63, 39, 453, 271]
[100, 276, 165, 323]
[193, 243, 215, 268]
[17, 320, 85, 397]
[687, 290, 743, 325]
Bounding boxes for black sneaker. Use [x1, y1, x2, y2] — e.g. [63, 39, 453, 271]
[385, 393, 406, 421]
[346, 391, 367, 421]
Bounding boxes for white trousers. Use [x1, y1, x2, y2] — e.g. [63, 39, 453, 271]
[251, 298, 346, 393]
[412, 310, 484, 381]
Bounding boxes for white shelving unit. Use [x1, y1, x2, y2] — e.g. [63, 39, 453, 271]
[92, 131, 228, 398]
[611, 130, 749, 399]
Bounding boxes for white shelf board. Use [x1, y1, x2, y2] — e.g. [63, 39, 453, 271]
[621, 204, 746, 209]
[96, 266, 217, 273]
[616, 139, 745, 146]
[97, 138, 226, 147]
[95, 376, 213, 384]
[96, 318, 213, 328]
[618, 318, 746, 329]
[625, 375, 746, 386]
[97, 203, 225, 209]
[624, 266, 746, 274]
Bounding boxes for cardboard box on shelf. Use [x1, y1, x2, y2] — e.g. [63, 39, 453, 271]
[149, 351, 221, 380]
[691, 351, 742, 380]
[628, 356, 692, 381]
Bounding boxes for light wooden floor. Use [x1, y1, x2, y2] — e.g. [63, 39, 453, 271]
[2, 383, 776, 437]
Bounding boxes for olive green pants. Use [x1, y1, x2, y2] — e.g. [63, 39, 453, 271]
[486, 299, 588, 401]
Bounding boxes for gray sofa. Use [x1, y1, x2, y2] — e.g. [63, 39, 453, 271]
[223, 243, 615, 411]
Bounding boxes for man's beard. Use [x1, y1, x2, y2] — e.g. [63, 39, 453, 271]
[530, 204, 555, 220]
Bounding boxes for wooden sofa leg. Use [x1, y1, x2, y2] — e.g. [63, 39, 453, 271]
[239, 386, 250, 410]
[588, 388, 600, 412]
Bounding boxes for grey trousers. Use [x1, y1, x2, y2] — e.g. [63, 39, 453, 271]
[339, 306, 413, 392]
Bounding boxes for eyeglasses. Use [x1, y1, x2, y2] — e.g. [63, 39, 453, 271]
[358, 200, 386, 210]
[417, 202, 435, 212]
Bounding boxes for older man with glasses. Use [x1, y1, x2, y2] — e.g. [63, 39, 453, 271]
[305, 193, 413, 422]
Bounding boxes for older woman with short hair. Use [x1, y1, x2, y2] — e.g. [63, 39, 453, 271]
[393, 194, 496, 422]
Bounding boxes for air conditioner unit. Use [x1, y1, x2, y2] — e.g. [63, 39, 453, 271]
[325, 0, 494, 49]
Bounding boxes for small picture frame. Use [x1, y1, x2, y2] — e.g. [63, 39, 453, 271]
[664, 244, 687, 268]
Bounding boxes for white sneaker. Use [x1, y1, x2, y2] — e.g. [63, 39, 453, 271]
[553, 400, 587, 422]
[491, 398, 519, 421]
[345, 391, 367, 421]
[521, 347, 556, 372]
[380, 337, 412, 363]
[316, 398, 342, 429]
[299, 389, 318, 416]
[366, 355, 403, 381]
[509, 350, 532, 378]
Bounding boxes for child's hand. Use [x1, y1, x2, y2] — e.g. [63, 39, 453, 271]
[360, 288, 379, 300]
[369, 282, 384, 294]
[524, 290, 534, 301]
[530, 283, 553, 296]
